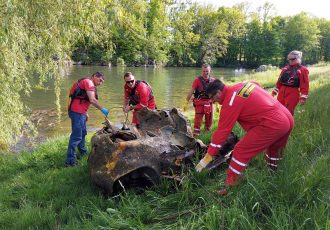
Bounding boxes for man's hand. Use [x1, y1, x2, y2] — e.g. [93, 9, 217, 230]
[195, 153, 213, 172]
[86, 113, 89, 122]
[299, 97, 307, 105]
[123, 105, 131, 113]
[100, 108, 109, 117]
[271, 88, 279, 97]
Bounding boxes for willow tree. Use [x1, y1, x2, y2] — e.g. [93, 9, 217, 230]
[0, 0, 113, 149]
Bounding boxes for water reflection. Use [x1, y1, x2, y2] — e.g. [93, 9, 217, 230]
[23, 65, 248, 139]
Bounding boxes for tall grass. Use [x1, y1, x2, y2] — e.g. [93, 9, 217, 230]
[0, 64, 329, 229]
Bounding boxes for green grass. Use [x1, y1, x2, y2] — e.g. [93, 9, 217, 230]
[1, 64, 330, 229]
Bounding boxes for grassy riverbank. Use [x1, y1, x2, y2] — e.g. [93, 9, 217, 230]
[1, 65, 330, 229]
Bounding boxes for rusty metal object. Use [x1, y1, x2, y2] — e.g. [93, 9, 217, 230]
[88, 107, 238, 195]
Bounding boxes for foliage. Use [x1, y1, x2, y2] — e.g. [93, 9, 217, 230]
[71, 1, 114, 65]
[1, 65, 329, 229]
[317, 19, 330, 61]
[284, 13, 320, 64]
[0, 0, 113, 148]
[107, 0, 148, 65]
[144, 0, 172, 65]
[193, 5, 229, 65]
[244, 13, 264, 67]
[168, 2, 200, 66]
[216, 6, 246, 67]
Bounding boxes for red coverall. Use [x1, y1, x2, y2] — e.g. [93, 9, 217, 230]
[275, 64, 309, 115]
[124, 81, 156, 125]
[191, 77, 215, 135]
[207, 82, 294, 186]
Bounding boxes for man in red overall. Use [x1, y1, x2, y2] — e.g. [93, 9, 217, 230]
[186, 64, 215, 136]
[272, 50, 309, 115]
[123, 72, 156, 125]
[66, 72, 109, 167]
[195, 79, 294, 195]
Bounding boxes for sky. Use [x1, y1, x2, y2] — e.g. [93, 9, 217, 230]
[195, 0, 329, 20]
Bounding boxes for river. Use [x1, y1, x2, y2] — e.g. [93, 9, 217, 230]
[14, 65, 247, 152]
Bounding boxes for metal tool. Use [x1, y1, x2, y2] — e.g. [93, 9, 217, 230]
[121, 112, 130, 130]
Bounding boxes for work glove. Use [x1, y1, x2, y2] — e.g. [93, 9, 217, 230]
[271, 88, 279, 97]
[100, 108, 109, 117]
[195, 153, 213, 172]
[183, 100, 189, 112]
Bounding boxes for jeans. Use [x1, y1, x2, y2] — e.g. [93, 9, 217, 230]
[65, 111, 87, 165]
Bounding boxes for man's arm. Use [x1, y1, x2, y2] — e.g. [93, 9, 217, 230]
[272, 70, 283, 97]
[133, 85, 149, 110]
[186, 88, 194, 102]
[123, 96, 131, 113]
[299, 67, 309, 105]
[86, 90, 103, 110]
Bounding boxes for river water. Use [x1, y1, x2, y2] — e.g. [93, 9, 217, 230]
[15, 65, 247, 151]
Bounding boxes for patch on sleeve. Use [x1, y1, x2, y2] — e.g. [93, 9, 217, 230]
[237, 82, 255, 98]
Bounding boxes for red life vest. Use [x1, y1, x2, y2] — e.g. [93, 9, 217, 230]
[128, 80, 154, 105]
[68, 78, 98, 110]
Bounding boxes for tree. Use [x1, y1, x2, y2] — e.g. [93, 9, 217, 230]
[243, 13, 264, 67]
[168, 2, 200, 66]
[0, 0, 113, 149]
[144, 0, 172, 66]
[262, 16, 286, 66]
[317, 19, 330, 61]
[216, 6, 246, 67]
[192, 4, 229, 65]
[107, 0, 148, 65]
[284, 13, 320, 64]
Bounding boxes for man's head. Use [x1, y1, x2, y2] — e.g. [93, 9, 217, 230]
[206, 79, 225, 102]
[201, 64, 211, 78]
[124, 72, 136, 88]
[91, 72, 105, 86]
[287, 50, 302, 65]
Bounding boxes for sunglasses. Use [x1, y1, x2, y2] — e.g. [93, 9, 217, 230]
[288, 58, 297, 61]
[126, 80, 134, 84]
